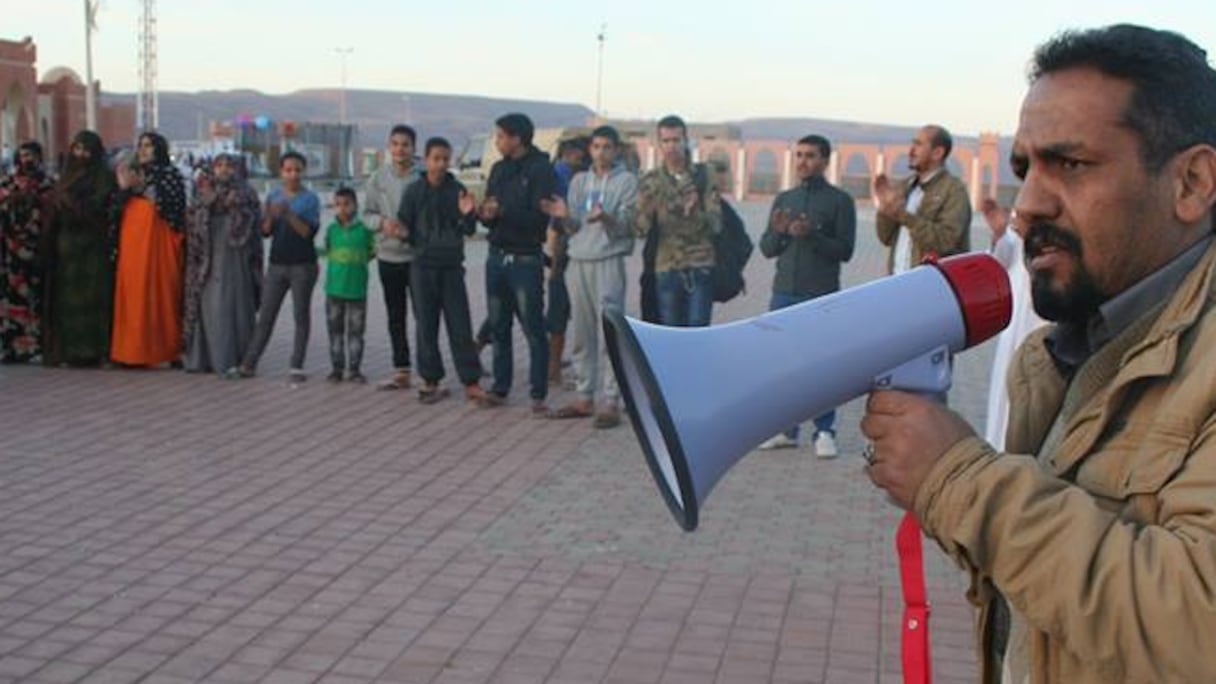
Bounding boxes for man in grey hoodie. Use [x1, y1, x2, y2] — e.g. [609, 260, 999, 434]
[363, 124, 423, 390]
[542, 125, 638, 428]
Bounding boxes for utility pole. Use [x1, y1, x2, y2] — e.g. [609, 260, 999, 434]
[137, 0, 158, 132]
[595, 24, 607, 121]
[335, 47, 354, 125]
[83, 0, 100, 131]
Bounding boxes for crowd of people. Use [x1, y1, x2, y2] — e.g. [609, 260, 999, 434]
[0, 107, 981, 448]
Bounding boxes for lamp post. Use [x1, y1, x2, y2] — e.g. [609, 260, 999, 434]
[334, 47, 354, 125]
[595, 24, 606, 121]
[83, 0, 100, 130]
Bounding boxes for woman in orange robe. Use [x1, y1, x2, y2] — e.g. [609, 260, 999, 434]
[111, 132, 187, 367]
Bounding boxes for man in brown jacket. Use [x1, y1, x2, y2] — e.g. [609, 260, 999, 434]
[861, 25, 1216, 682]
[873, 125, 971, 274]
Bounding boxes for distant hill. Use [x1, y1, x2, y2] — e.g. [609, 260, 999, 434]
[101, 89, 1013, 180]
[101, 88, 596, 153]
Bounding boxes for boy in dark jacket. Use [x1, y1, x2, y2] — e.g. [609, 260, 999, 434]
[476, 113, 558, 414]
[399, 137, 486, 404]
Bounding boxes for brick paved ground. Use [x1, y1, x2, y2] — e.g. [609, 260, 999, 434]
[0, 203, 999, 683]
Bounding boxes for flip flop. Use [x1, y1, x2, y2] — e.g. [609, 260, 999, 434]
[418, 386, 450, 405]
[593, 411, 622, 429]
[378, 372, 412, 390]
[547, 404, 594, 419]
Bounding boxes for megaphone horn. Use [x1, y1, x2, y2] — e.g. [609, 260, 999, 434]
[604, 253, 1011, 531]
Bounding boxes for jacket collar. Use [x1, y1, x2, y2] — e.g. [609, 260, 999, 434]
[1117, 238, 1216, 376]
[801, 175, 828, 190]
[1037, 239, 1216, 473]
[909, 168, 945, 190]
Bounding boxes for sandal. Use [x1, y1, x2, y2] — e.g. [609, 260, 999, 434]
[477, 392, 508, 409]
[593, 409, 622, 429]
[418, 385, 450, 405]
[547, 403, 594, 420]
[378, 370, 412, 390]
[464, 384, 487, 402]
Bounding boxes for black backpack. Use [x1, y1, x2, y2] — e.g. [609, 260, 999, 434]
[694, 165, 753, 303]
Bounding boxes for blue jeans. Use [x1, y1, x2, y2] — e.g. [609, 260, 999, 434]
[486, 250, 549, 400]
[656, 267, 713, 327]
[771, 290, 837, 440]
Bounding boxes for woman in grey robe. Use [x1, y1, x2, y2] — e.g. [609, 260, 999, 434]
[183, 154, 263, 373]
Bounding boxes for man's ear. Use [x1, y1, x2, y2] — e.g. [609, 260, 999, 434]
[1174, 144, 1216, 226]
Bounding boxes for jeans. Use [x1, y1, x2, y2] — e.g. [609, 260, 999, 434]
[326, 296, 367, 372]
[656, 267, 714, 327]
[378, 260, 413, 370]
[546, 271, 570, 335]
[486, 250, 549, 400]
[243, 262, 318, 371]
[770, 290, 836, 440]
[411, 264, 481, 386]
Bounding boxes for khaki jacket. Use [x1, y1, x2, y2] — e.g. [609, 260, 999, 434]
[875, 170, 971, 273]
[914, 240, 1216, 683]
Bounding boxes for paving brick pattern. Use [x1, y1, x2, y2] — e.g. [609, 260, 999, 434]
[0, 204, 999, 683]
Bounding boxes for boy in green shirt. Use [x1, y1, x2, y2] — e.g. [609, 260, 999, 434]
[324, 187, 376, 383]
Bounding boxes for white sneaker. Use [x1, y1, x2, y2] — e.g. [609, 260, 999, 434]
[814, 432, 838, 459]
[758, 434, 797, 450]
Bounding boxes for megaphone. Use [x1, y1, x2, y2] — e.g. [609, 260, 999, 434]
[604, 253, 1012, 531]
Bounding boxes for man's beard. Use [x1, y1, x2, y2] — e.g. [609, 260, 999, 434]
[1024, 221, 1105, 324]
[18, 159, 40, 175]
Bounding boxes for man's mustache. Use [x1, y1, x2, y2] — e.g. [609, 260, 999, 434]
[1024, 221, 1083, 260]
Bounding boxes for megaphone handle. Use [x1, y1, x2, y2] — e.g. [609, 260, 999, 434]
[897, 511, 932, 684]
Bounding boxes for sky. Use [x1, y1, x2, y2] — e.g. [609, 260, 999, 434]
[12, 0, 1216, 137]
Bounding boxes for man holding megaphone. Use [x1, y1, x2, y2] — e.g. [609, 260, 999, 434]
[861, 24, 1216, 683]
[606, 23, 1216, 684]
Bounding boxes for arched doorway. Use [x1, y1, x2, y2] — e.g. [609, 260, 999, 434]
[748, 148, 779, 195]
[839, 151, 874, 198]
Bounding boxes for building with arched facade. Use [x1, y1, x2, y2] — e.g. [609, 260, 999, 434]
[0, 37, 135, 171]
[626, 122, 1004, 209]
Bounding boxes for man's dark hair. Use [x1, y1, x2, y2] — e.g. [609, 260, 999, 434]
[590, 126, 621, 147]
[425, 136, 451, 156]
[389, 124, 417, 145]
[1030, 24, 1216, 172]
[924, 125, 953, 160]
[797, 134, 831, 158]
[656, 115, 687, 135]
[18, 141, 43, 160]
[495, 113, 534, 147]
[334, 186, 357, 204]
[279, 150, 307, 168]
[557, 137, 588, 157]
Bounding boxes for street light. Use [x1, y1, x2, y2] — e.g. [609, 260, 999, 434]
[334, 47, 354, 125]
[595, 24, 606, 121]
[83, 0, 101, 130]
